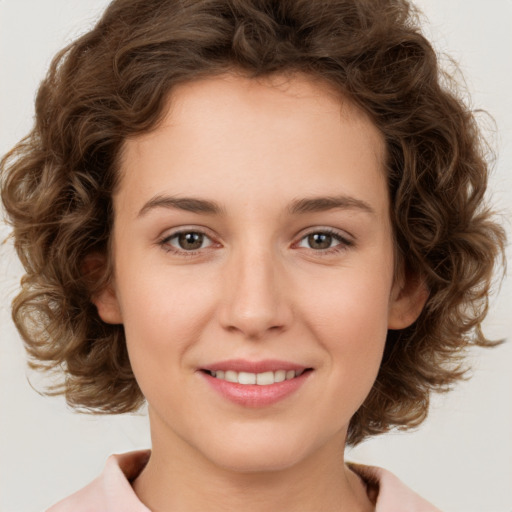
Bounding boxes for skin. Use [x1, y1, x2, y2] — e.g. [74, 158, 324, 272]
[94, 73, 426, 512]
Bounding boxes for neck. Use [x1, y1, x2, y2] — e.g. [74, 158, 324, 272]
[133, 421, 373, 512]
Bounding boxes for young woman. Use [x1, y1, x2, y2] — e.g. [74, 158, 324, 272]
[0, 1, 506, 510]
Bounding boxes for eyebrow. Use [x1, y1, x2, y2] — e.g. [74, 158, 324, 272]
[288, 195, 375, 215]
[137, 193, 374, 218]
[137, 195, 224, 217]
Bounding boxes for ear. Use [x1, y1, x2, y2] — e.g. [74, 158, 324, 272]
[83, 253, 123, 325]
[388, 269, 429, 330]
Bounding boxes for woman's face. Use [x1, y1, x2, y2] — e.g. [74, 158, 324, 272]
[97, 73, 421, 472]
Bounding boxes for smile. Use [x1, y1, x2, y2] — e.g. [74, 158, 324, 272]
[205, 369, 306, 385]
[200, 361, 313, 407]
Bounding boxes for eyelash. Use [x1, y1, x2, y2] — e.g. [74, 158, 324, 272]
[158, 229, 216, 257]
[295, 229, 354, 255]
[157, 228, 353, 256]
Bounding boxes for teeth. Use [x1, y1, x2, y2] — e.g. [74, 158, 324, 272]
[274, 370, 286, 383]
[256, 371, 274, 385]
[238, 371, 256, 385]
[208, 369, 304, 385]
[225, 370, 238, 383]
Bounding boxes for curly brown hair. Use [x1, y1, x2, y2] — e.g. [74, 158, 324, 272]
[0, 0, 505, 446]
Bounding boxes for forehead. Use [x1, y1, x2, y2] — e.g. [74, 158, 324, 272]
[116, 73, 387, 217]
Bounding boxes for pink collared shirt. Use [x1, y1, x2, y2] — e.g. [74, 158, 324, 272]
[47, 450, 442, 511]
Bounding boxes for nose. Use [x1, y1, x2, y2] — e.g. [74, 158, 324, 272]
[218, 247, 293, 340]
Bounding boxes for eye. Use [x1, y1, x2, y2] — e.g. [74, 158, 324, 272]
[163, 231, 213, 251]
[296, 230, 351, 251]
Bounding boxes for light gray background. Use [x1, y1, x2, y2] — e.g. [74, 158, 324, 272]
[1, 1, 511, 511]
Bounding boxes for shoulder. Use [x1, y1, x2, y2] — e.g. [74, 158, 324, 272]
[46, 450, 151, 512]
[348, 462, 443, 512]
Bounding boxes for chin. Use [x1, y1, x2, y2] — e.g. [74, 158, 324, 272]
[209, 446, 304, 474]
[197, 428, 326, 474]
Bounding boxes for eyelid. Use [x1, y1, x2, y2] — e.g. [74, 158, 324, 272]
[167, 231, 213, 250]
[293, 227, 354, 252]
[157, 225, 221, 255]
[155, 225, 354, 256]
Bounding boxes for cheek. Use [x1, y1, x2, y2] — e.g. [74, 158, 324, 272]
[302, 265, 392, 388]
[118, 281, 216, 418]
[305, 263, 392, 335]
[116, 267, 218, 376]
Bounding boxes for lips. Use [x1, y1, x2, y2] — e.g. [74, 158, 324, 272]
[200, 358, 308, 374]
[199, 359, 313, 407]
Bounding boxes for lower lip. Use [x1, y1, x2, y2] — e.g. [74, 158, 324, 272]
[200, 371, 311, 407]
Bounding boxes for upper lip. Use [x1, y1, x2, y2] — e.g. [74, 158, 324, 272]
[200, 359, 310, 373]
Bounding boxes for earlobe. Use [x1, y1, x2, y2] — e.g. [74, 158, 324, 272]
[83, 253, 123, 325]
[388, 272, 429, 330]
[93, 285, 123, 325]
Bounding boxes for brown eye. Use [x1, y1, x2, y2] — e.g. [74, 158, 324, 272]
[307, 233, 334, 250]
[178, 232, 204, 250]
[297, 230, 350, 252]
[165, 231, 212, 251]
